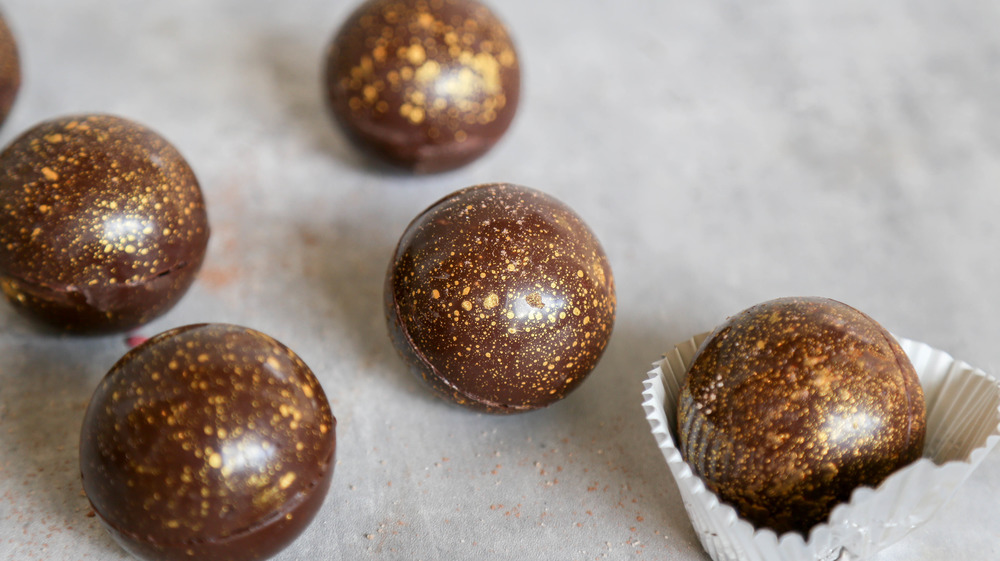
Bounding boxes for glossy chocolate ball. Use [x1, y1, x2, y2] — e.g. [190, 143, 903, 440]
[0, 114, 209, 333]
[324, 0, 520, 173]
[0, 11, 20, 126]
[677, 297, 926, 535]
[80, 324, 337, 561]
[385, 183, 616, 413]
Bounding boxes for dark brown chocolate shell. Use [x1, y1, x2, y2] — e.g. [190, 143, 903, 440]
[80, 324, 336, 561]
[677, 297, 926, 535]
[0, 11, 20, 127]
[385, 183, 616, 413]
[0, 114, 209, 333]
[324, 0, 520, 173]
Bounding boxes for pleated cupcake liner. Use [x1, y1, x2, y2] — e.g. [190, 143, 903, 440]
[641, 334, 1000, 561]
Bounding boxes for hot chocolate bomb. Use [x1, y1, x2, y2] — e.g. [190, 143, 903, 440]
[0, 114, 209, 333]
[678, 297, 926, 535]
[386, 183, 616, 412]
[0, 11, 20, 126]
[325, 0, 520, 173]
[80, 324, 337, 561]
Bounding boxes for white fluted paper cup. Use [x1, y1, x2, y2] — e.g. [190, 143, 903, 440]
[641, 334, 1000, 561]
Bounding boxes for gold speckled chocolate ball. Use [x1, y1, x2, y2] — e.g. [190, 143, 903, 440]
[324, 0, 520, 173]
[677, 297, 926, 535]
[80, 324, 337, 561]
[385, 183, 616, 413]
[0, 11, 20, 127]
[0, 114, 209, 333]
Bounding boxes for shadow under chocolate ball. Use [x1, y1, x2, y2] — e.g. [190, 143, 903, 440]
[385, 183, 616, 413]
[324, 0, 520, 173]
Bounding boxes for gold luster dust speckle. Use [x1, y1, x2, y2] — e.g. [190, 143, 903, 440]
[208, 453, 222, 469]
[0, 114, 210, 333]
[279, 472, 297, 490]
[387, 183, 616, 413]
[325, 0, 522, 172]
[483, 292, 499, 309]
[78, 324, 338, 556]
[525, 292, 544, 309]
[405, 44, 426, 65]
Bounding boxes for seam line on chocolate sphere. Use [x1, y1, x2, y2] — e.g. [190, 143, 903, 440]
[87, 446, 336, 549]
[389, 283, 532, 412]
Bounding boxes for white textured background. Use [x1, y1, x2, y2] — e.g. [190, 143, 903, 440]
[1, 1, 998, 560]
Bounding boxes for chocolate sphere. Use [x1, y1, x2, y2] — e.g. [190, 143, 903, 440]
[0, 114, 209, 333]
[80, 324, 337, 561]
[0, 11, 20, 126]
[385, 183, 616, 413]
[677, 297, 926, 535]
[324, 0, 520, 173]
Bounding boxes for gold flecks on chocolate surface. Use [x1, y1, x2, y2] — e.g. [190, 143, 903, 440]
[386, 183, 616, 413]
[677, 297, 926, 535]
[79, 324, 337, 561]
[0, 114, 209, 332]
[325, 0, 520, 173]
[0, 11, 19, 127]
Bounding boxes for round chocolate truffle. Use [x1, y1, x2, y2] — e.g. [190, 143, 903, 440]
[324, 0, 520, 173]
[0, 11, 20, 127]
[677, 297, 926, 535]
[80, 324, 337, 561]
[385, 183, 616, 413]
[0, 114, 209, 333]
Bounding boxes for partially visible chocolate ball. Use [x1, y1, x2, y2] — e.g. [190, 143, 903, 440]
[677, 297, 926, 535]
[80, 324, 337, 561]
[385, 183, 616, 413]
[0, 11, 20, 126]
[324, 0, 520, 173]
[0, 114, 209, 333]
